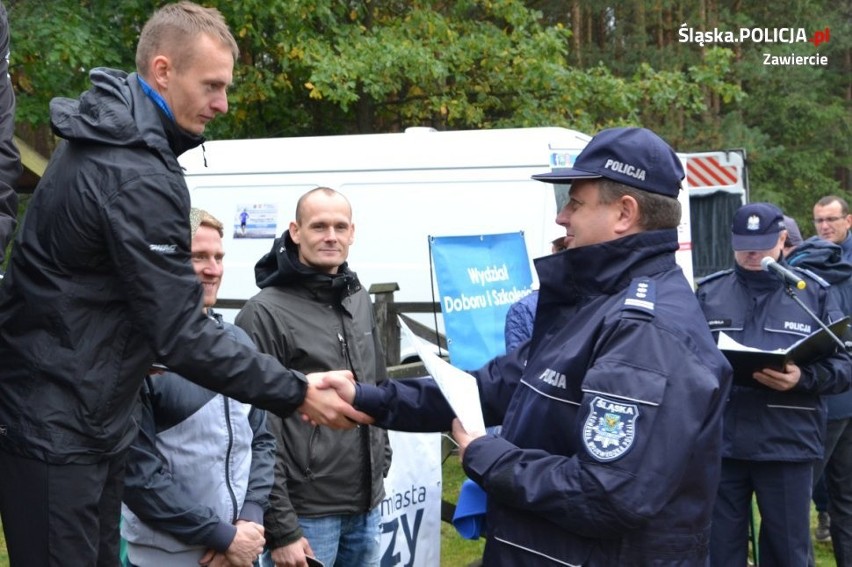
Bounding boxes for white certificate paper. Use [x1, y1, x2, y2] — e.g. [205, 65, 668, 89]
[398, 317, 486, 433]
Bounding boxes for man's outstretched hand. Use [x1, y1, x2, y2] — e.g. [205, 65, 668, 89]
[299, 370, 373, 428]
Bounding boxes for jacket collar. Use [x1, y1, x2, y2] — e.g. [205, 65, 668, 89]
[733, 259, 785, 293]
[788, 237, 852, 285]
[49, 68, 203, 170]
[536, 229, 679, 305]
[254, 231, 361, 302]
[207, 308, 224, 328]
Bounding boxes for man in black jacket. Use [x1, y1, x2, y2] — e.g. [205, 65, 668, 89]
[0, 0, 21, 273]
[0, 3, 360, 566]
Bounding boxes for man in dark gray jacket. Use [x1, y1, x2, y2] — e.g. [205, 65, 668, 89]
[0, 4, 359, 566]
[236, 187, 391, 567]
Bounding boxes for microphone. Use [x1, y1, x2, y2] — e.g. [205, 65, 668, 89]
[761, 257, 806, 290]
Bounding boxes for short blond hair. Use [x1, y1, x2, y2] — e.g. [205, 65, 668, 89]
[136, 1, 239, 76]
[190, 207, 224, 238]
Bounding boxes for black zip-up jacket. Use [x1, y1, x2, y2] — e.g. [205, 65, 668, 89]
[235, 232, 391, 550]
[0, 68, 307, 464]
[0, 1, 22, 268]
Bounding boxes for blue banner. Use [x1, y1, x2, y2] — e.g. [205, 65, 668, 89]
[430, 233, 533, 370]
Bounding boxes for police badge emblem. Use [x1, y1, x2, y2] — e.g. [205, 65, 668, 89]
[746, 214, 761, 231]
[582, 396, 638, 462]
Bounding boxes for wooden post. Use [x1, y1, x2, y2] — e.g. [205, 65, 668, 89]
[369, 282, 400, 366]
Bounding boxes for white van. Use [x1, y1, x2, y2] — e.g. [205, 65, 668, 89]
[180, 127, 702, 360]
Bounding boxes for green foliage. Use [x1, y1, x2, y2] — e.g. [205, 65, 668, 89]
[9, 0, 741, 141]
[213, 0, 741, 137]
[441, 453, 486, 565]
[708, 0, 850, 221]
[5, 0, 848, 220]
[9, 0, 144, 126]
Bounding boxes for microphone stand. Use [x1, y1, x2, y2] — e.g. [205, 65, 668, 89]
[783, 285, 850, 352]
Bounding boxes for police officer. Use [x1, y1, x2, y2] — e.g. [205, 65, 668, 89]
[322, 127, 733, 566]
[697, 202, 852, 567]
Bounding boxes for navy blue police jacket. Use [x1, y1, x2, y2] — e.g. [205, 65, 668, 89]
[696, 263, 852, 462]
[356, 229, 732, 566]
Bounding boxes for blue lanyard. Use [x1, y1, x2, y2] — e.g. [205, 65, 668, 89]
[137, 75, 175, 122]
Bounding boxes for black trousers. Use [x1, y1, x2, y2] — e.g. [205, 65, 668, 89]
[0, 448, 127, 567]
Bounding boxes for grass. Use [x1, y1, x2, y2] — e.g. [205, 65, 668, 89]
[0, 463, 837, 566]
[812, 537, 836, 567]
[441, 452, 486, 566]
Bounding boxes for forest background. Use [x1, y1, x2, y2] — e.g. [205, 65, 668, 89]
[6, 0, 851, 236]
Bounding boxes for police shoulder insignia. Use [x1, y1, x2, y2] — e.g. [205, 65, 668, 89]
[582, 396, 638, 462]
[622, 277, 656, 319]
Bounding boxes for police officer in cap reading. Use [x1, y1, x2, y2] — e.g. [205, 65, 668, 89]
[320, 127, 733, 565]
[696, 202, 852, 567]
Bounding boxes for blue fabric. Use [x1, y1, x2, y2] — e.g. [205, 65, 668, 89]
[136, 75, 175, 121]
[503, 291, 537, 352]
[452, 479, 487, 539]
[787, 236, 852, 420]
[258, 507, 380, 567]
[841, 232, 852, 264]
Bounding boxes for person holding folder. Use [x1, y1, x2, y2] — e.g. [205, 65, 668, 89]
[696, 202, 852, 567]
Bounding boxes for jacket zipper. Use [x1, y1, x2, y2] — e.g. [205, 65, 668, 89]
[338, 327, 372, 510]
[338, 332, 352, 370]
[223, 397, 238, 521]
[305, 426, 318, 480]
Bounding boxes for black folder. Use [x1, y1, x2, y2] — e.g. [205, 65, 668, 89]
[719, 316, 850, 388]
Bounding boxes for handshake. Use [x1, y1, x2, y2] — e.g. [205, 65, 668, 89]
[297, 370, 484, 459]
[298, 370, 373, 429]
